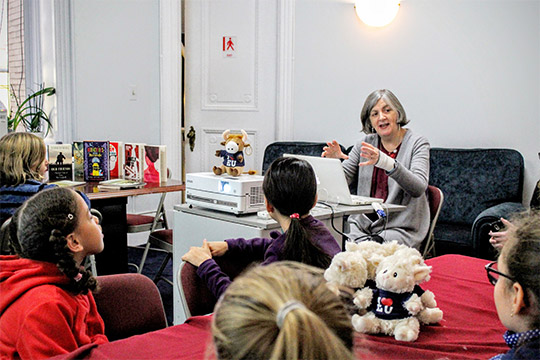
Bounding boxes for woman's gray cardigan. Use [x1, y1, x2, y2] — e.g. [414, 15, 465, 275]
[342, 129, 430, 249]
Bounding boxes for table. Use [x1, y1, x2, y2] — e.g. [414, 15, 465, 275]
[79, 180, 184, 275]
[172, 202, 405, 324]
[54, 254, 508, 360]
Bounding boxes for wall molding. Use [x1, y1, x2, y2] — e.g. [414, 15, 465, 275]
[276, 0, 295, 140]
[159, 0, 183, 184]
[23, 0, 42, 91]
[53, 0, 75, 143]
[201, 0, 259, 111]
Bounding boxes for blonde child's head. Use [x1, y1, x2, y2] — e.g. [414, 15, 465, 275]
[212, 261, 355, 360]
[0, 132, 48, 186]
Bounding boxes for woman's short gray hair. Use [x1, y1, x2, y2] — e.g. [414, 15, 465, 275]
[360, 89, 410, 134]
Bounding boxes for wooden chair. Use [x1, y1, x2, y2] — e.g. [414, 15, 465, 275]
[94, 273, 167, 341]
[177, 254, 257, 320]
[421, 185, 444, 258]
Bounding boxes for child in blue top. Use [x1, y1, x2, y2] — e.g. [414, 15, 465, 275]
[0, 132, 55, 226]
[181, 156, 341, 299]
[487, 210, 540, 360]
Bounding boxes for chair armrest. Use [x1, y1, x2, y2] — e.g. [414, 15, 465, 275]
[471, 202, 525, 258]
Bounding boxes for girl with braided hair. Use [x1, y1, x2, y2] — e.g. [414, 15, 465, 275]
[0, 187, 108, 359]
[182, 156, 341, 299]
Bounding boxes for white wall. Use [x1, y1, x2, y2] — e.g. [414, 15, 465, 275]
[293, 0, 540, 204]
[72, 0, 160, 144]
[69, 0, 164, 222]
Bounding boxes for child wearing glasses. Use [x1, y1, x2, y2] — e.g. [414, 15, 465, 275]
[486, 210, 540, 360]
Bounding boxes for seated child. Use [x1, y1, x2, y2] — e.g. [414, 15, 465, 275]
[0, 132, 55, 226]
[487, 210, 540, 360]
[212, 261, 356, 360]
[0, 187, 108, 359]
[181, 156, 341, 299]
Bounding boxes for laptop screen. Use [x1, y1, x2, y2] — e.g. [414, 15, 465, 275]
[283, 154, 356, 205]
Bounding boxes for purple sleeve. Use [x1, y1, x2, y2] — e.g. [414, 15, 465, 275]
[309, 219, 341, 257]
[196, 237, 275, 299]
[196, 259, 232, 300]
[225, 237, 273, 260]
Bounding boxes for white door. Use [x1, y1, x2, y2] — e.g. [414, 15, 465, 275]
[184, 0, 278, 175]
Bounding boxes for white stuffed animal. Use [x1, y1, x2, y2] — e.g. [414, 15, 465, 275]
[351, 247, 443, 342]
[345, 240, 408, 280]
[324, 250, 368, 290]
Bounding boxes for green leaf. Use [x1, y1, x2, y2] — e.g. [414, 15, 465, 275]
[7, 85, 55, 135]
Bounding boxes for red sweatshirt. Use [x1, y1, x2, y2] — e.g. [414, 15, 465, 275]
[0, 255, 108, 359]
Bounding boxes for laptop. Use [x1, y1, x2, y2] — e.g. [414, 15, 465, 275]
[283, 154, 383, 206]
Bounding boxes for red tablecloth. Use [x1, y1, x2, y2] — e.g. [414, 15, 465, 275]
[55, 254, 508, 359]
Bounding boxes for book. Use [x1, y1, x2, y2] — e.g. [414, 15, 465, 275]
[49, 180, 86, 187]
[84, 141, 110, 182]
[98, 179, 146, 190]
[124, 143, 145, 181]
[72, 141, 85, 181]
[109, 141, 125, 179]
[144, 145, 167, 183]
[47, 143, 73, 181]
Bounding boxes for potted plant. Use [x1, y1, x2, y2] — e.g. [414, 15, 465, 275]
[8, 84, 55, 136]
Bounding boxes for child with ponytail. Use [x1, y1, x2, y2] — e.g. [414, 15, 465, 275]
[182, 156, 341, 299]
[212, 261, 356, 360]
[0, 187, 108, 359]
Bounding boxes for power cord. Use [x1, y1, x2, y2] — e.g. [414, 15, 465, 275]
[316, 201, 389, 247]
[316, 202, 347, 239]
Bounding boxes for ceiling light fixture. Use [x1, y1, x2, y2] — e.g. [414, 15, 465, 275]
[355, 0, 401, 27]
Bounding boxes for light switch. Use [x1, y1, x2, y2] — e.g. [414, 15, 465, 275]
[129, 85, 137, 101]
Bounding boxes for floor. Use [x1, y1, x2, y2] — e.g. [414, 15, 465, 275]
[127, 246, 174, 326]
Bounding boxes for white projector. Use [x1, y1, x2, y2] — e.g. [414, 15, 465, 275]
[185, 172, 266, 214]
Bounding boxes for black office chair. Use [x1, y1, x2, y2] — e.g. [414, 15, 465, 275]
[262, 141, 348, 174]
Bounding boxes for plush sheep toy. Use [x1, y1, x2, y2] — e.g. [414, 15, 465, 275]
[324, 250, 369, 290]
[345, 240, 407, 280]
[325, 241, 407, 314]
[351, 247, 443, 342]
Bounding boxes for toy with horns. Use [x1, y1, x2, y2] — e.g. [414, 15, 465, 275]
[213, 129, 253, 177]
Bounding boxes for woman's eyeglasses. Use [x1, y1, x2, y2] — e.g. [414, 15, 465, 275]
[485, 261, 516, 286]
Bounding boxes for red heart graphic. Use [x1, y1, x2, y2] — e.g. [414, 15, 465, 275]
[381, 298, 393, 306]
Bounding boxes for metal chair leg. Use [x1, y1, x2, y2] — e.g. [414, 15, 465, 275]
[85, 254, 98, 276]
[138, 240, 152, 273]
[153, 252, 173, 286]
